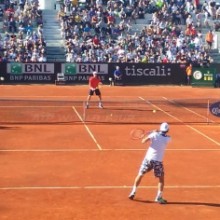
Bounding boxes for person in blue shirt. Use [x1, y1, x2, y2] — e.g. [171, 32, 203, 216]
[113, 66, 122, 86]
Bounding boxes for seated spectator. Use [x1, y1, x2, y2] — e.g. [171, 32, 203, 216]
[25, 24, 33, 36]
[8, 17, 17, 33]
[92, 35, 101, 49]
[83, 23, 91, 39]
[107, 13, 115, 25]
[214, 20, 220, 31]
[5, 6, 15, 16]
[53, 0, 217, 65]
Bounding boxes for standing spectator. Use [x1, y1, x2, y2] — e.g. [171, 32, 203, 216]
[113, 65, 123, 86]
[214, 73, 220, 88]
[186, 63, 192, 85]
[205, 30, 214, 51]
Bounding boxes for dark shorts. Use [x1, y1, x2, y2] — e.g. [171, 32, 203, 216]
[138, 159, 164, 177]
[89, 88, 101, 96]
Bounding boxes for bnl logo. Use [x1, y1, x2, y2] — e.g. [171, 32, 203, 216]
[78, 64, 103, 74]
[64, 64, 107, 75]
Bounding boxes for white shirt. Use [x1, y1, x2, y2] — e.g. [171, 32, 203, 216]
[145, 131, 171, 162]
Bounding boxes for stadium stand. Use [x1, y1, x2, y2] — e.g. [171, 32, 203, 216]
[54, 0, 220, 64]
[0, 0, 220, 63]
[0, 0, 47, 62]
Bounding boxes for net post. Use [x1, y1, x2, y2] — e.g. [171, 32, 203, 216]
[83, 101, 86, 122]
[207, 99, 210, 125]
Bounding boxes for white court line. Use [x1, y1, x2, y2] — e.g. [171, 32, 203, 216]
[139, 97, 220, 147]
[0, 185, 220, 190]
[0, 95, 165, 98]
[0, 106, 71, 108]
[0, 148, 220, 152]
[72, 106, 102, 150]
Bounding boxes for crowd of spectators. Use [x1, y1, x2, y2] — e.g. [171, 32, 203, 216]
[0, 0, 47, 62]
[57, 0, 220, 66]
[0, 0, 219, 65]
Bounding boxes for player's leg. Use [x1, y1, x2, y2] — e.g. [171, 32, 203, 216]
[128, 174, 143, 199]
[153, 161, 167, 204]
[155, 175, 165, 202]
[86, 90, 94, 108]
[129, 159, 152, 200]
[95, 89, 103, 108]
[98, 95, 103, 108]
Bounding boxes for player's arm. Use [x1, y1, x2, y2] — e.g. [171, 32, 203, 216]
[141, 136, 150, 144]
[141, 130, 157, 144]
[97, 78, 102, 88]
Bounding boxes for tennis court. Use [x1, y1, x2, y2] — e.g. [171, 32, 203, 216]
[0, 85, 220, 220]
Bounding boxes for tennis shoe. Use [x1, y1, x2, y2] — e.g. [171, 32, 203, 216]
[99, 104, 103, 109]
[128, 193, 135, 200]
[155, 197, 167, 204]
[85, 104, 89, 109]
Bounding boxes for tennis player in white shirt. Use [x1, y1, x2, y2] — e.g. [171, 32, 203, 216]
[128, 122, 171, 204]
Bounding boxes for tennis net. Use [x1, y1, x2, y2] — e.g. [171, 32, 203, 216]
[83, 98, 220, 125]
[0, 98, 83, 124]
[0, 98, 219, 125]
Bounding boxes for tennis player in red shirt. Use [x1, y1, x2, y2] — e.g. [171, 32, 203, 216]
[86, 71, 103, 109]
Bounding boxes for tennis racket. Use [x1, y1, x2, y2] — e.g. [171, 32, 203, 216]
[130, 128, 157, 140]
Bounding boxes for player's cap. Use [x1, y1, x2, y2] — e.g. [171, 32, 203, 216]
[160, 122, 169, 132]
[93, 71, 97, 75]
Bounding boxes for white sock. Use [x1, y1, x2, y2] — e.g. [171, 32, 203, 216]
[130, 186, 137, 195]
[156, 191, 162, 199]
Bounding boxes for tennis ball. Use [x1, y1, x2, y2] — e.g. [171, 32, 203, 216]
[153, 110, 156, 113]
[110, 113, 113, 117]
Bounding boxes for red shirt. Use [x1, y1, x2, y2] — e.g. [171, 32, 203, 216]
[89, 76, 100, 89]
[93, 37, 100, 46]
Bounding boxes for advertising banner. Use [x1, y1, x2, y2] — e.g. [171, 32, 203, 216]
[192, 67, 216, 87]
[2, 62, 220, 86]
[6, 63, 55, 83]
[108, 63, 186, 85]
[60, 63, 109, 84]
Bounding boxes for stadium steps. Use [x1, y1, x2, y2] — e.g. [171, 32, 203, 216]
[0, 4, 4, 34]
[211, 31, 220, 63]
[42, 9, 66, 62]
[130, 14, 152, 34]
[199, 27, 220, 63]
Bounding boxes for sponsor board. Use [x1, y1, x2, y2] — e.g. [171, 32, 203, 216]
[124, 65, 172, 76]
[209, 101, 220, 117]
[63, 75, 106, 82]
[7, 63, 54, 74]
[6, 63, 55, 83]
[61, 63, 108, 75]
[60, 63, 109, 83]
[193, 70, 203, 80]
[108, 64, 185, 85]
[9, 75, 53, 81]
[192, 67, 215, 87]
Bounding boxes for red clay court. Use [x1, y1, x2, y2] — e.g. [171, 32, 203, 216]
[0, 85, 220, 220]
